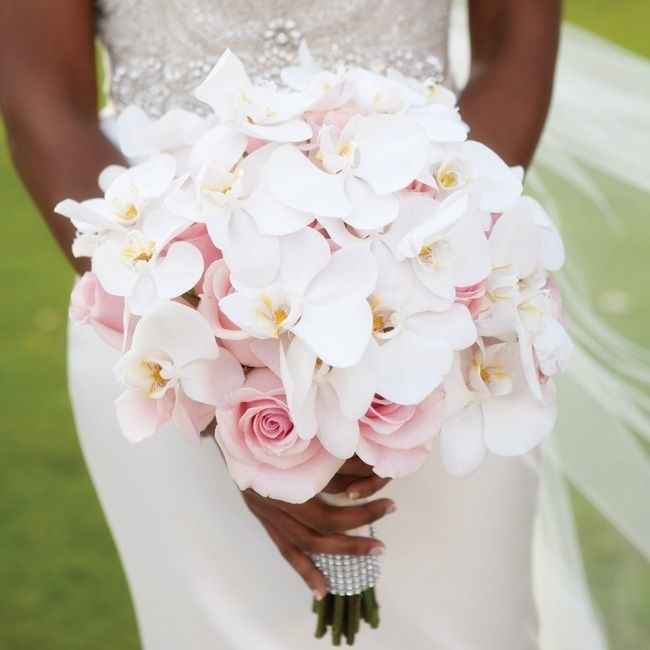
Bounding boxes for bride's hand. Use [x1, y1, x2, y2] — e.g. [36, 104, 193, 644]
[242, 458, 394, 599]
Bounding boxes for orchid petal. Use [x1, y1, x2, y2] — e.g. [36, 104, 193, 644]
[292, 298, 372, 368]
[152, 241, 204, 299]
[439, 403, 487, 476]
[115, 388, 166, 442]
[375, 329, 452, 404]
[315, 383, 359, 459]
[131, 301, 219, 367]
[344, 176, 399, 230]
[266, 145, 351, 217]
[353, 114, 429, 194]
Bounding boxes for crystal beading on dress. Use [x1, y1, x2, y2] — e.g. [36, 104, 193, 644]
[96, 0, 453, 117]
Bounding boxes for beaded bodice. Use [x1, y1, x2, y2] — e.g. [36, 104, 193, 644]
[96, 0, 453, 117]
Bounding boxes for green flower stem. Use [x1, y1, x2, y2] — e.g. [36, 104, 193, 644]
[313, 588, 380, 645]
[332, 595, 345, 646]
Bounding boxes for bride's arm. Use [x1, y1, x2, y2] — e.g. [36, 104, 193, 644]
[459, 0, 562, 168]
[0, 1, 125, 275]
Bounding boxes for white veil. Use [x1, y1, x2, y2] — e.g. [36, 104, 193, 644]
[450, 5, 650, 648]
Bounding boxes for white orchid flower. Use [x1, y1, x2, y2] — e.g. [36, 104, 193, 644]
[115, 301, 244, 442]
[92, 228, 204, 315]
[194, 49, 312, 143]
[346, 67, 468, 143]
[116, 105, 207, 168]
[477, 197, 571, 398]
[439, 342, 557, 476]
[263, 113, 429, 232]
[220, 228, 377, 369]
[167, 131, 314, 288]
[386, 192, 491, 306]
[386, 68, 458, 109]
[278, 336, 377, 459]
[418, 141, 523, 213]
[367, 241, 476, 405]
[281, 41, 351, 112]
[55, 154, 179, 238]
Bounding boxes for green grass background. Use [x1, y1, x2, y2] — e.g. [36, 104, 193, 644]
[1, 2, 649, 648]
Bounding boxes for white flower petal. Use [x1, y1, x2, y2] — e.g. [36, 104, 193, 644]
[266, 145, 351, 218]
[483, 380, 557, 456]
[223, 211, 281, 288]
[305, 244, 377, 305]
[411, 302, 477, 351]
[344, 176, 399, 230]
[375, 329, 452, 405]
[292, 299, 372, 368]
[152, 241, 204, 300]
[92, 239, 138, 297]
[241, 120, 312, 143]
[115, 389, 165, 443]
[181, 350, 244, 406]
[353, 114, 429, 194]
[440, 403, 487, 476]
[315, 383, 359, 459]
[278, 227, 331, 296]
[131, 301, 219, 367]
[130, 154, 177, 198]
[328, 342, 377, 419]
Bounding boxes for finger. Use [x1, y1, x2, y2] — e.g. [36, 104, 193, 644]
[265, 506, 385, 557]
[277, 496, 396, 534]
[260, 517, 329, 600]
[344, 475, 392, 500]
[316, 498, 396, 534]
[307, 532, 386, 557]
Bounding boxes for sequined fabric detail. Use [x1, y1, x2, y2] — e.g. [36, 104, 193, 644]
[97, 0, 453, 117]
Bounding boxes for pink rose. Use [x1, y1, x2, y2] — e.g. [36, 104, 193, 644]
[357, 391, 445, 478]
[198, 259, 265, 368]
[215, 369, 343, 503]
[70, 272, 125, 349]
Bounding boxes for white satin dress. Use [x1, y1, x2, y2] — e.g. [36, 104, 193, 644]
[68, 2, 614, 648]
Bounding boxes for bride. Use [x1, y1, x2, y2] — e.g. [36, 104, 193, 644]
[2, 1, 649, 648]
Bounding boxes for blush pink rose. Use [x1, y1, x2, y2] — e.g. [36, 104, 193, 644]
[70, 272, 125, 349]
[215, 369, 343, 503]
[198, 259, 265, 368]
[357, 390, 445, 478]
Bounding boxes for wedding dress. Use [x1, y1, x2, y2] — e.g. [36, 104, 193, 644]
[67, 1, 650, 648]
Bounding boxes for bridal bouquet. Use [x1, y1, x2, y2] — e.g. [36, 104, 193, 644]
[59, 43, 572, 645]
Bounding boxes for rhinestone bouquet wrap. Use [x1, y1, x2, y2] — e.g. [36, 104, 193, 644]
[310, 493, 382, 645]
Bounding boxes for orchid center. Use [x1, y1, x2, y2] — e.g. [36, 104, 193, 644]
[473, 351, 513, 397]
[257, 293, 291, 337]
[142, 360, 170, 397]
[121, 235, 156, 267]
[116, 203, 140, 225]
[418, 238, 453, 271]
[435, 161, 465, 191]
[369, 295, 398, 340]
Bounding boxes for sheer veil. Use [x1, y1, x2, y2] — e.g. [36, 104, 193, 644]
[450, 4, 650, 647]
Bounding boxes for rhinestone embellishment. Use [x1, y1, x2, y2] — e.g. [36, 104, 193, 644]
[97, 1, 452, 117]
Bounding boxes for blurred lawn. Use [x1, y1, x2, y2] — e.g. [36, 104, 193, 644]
[1, 3, 649, 649]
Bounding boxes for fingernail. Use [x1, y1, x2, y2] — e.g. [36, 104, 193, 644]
[370, 545, 385, 556]
[347, 490, 361, 500]
[386, 501, 397, 514]
[313, 589, 325, 601]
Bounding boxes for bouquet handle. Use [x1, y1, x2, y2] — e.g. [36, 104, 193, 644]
[310, 492, 381, 645]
